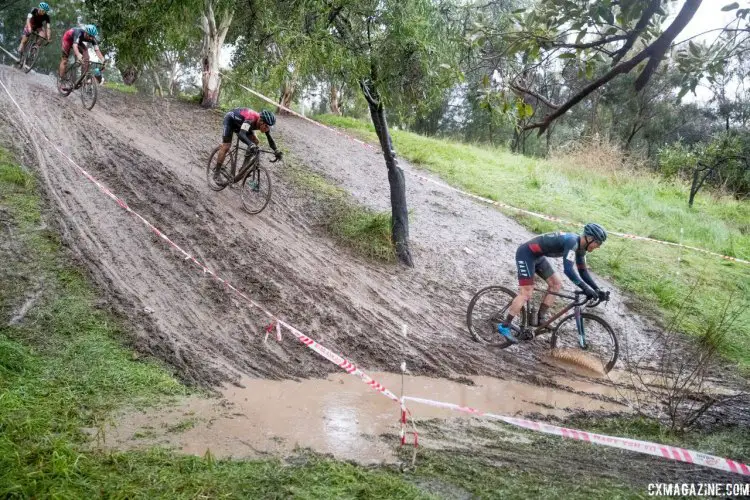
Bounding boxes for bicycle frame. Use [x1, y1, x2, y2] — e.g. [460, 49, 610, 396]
[66, 61, 104, 89]
[225, 137, 277, 184]
[521, 289, 606, 341]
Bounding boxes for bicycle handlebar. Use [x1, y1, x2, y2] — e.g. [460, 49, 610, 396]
[543, 289, 609, 308]
[249, 146, 282, 163]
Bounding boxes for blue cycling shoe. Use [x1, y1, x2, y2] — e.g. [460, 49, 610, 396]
[497, 323, 518, 344]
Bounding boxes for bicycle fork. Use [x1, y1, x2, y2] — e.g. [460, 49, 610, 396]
[574, 306, 588, 350]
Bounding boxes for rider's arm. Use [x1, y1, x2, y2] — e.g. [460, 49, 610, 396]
[238, 122, 259, 147]
[575, 255, 599, 290]
[95, 47, 105, 62]
[25, 14, 33, 31]
[265, 131, 278, 151]
[562, 237, 595, 294]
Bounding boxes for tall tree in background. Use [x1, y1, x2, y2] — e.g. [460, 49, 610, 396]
[474, 0, 750, 133]
[234, 0, 461, 265]
[199, 0, 234, 107]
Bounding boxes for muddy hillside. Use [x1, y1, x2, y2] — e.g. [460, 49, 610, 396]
[1, 66, 663, 388]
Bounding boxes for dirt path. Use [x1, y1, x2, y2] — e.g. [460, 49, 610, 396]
[0, 66, 670, 391]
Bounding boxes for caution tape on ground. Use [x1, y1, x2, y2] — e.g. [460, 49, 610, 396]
[402, 395, 750, 476]
[1, 73, 746, 476]
[225, 76, 749, 266]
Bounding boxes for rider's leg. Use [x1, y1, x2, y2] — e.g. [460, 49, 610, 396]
[217, 116, 233, 166]
[80, 50, 90, 83]
[18, 34, 29, 53]
[538, 271, 562, 325]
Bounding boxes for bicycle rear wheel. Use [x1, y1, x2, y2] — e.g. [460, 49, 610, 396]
[550, 313, 619, 373]
[241, 165, 272, 214]
[466, 285, 526, 348]
[206, 146, 233, 192]
[57, 66, 75, 97]
[81, 76, 98, 110]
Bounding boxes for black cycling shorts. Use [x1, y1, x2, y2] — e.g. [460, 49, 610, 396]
[515, 244, 555, 286]
[222, 114, 238, 143]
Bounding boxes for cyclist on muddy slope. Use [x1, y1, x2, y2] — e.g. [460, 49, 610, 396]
[216, 108, 283, 170]
[59, 24, 105, 90]
[497, 223, 609, 344]
[17, 2, 52, 55]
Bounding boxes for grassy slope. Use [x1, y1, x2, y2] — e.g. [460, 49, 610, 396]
[314, 115, 750, 369]
[0, 148, 646, 497]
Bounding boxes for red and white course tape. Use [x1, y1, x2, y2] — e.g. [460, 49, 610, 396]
[226, 77, 749, 266]
[403, 395, 750, 476]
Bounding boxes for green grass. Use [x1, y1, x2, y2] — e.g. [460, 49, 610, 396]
[286, 162, 395, 262]
[103, 81, 138, 94]
[315, 114, 750, 370]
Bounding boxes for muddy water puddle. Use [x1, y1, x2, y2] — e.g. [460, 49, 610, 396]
[106, 372, 626, 464]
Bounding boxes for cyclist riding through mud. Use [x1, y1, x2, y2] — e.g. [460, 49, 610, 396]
[215, 108, 282, 172]
[59, 24, 105, 90]
[497, 223, 609, 344]
[17, 2, 52, 55]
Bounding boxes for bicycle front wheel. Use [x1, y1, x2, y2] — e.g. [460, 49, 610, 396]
[550, 312, 619, 373]
[81, 76, 98, 110]
[466, 285, 526, 348]
[241, 165, 272, 214]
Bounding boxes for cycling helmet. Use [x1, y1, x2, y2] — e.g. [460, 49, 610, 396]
[39, 2, 50, 12]
[259, 109, 276, 126]
[85, 24, 99, 38]
[583, 223, 607, 244]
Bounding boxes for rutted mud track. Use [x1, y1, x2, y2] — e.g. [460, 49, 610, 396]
[0, 67, 669, 389]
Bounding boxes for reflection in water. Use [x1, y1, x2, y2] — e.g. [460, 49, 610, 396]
[106, 372, 626, 464]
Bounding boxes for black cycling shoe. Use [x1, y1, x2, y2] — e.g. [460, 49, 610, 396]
[213, 166, 230, 186]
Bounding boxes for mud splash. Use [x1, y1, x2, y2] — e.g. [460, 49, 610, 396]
[105, 372, 626, 464]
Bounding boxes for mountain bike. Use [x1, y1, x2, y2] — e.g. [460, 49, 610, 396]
[206, 137, 279, 215]
[57, 61, 105, 110]
[18, 31, 48, 73]
[466, 286, 619, 373]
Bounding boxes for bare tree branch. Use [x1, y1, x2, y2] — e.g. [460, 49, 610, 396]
[510, 83, 559, 109]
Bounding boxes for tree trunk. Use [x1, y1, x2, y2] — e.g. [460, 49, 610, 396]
[360, 79, 413, 266]
[118, 64, 139, 85]
[152, 69, 163, 98]
[168, 61, 179, 97]
[199, 0, 233, 108]
[329, 84, 341, 115]
[277, 80, 294, 114]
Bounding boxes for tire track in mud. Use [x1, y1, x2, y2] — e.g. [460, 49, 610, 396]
[0, 65, 670, 393]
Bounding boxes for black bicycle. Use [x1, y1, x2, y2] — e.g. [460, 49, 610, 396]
[57, 61, 105, 110]
[206, 137, 279, 214]
[18, 31, 48, 73]
[467, 286, 619, 373]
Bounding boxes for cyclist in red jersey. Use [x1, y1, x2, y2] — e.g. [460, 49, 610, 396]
[59, 24, 105, 89]
[216, 108, 282, 168]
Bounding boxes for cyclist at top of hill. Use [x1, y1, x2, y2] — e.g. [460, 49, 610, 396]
[17, 2, 52, 55]
[216, 108, 283, 168]
[497, 223, 609, 344]
[59, 24, 105, 90]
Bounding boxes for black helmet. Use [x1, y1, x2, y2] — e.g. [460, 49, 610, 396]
[583, 223, 607, 243]
[260, 109, 276, 126]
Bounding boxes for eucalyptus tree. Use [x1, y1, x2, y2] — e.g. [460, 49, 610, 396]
[235, 0, 463, 266]
[472, 0, 750, 134]
[86, 0, 236, 107]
